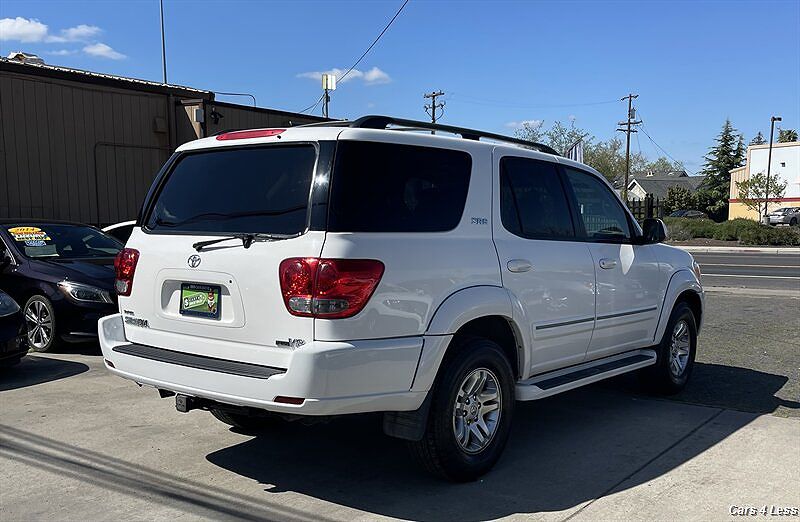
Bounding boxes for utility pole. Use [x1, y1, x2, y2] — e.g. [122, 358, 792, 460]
[617, 93, 642, 202]
[424, 91, 445, 133]
[159, 0, 167, 84]
[764, 115, 782, 222]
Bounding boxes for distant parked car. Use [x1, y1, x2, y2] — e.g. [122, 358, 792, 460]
[767, 207, 800, 226]
[0, 220, 122, 352]
[0, 289, 27, 367]
[669, 210, 708, 219]
[102, 220, 136, 243]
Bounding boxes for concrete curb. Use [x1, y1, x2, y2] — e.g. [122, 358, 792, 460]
[674, 245, 800, 254]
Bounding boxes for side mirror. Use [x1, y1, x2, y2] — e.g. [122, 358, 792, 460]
[640, 218, 668, 244]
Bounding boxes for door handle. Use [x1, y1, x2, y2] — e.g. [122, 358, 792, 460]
[599, 258, 617, 270]
[507, 259, 533, 273]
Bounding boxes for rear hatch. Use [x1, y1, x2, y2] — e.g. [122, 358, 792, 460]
[119, 140, 328, 368]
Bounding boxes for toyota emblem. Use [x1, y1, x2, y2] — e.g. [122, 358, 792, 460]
[187, 254, 202, 268]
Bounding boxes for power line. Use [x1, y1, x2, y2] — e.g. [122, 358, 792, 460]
[297, 0, 410, 114]
[338, 0, 409, 84]
[635, 109, 695, 175]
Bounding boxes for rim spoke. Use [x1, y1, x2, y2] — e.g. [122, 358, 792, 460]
[478, 389, 498, 403]
[25, 310, 37, 323]
[469, 422, 486, 444]
[480, 401, 499, 417]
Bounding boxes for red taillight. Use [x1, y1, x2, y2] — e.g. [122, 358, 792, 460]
[215, 128, 285, 141]
[114, 248, 140, 296]
[279, 258, 384, 319]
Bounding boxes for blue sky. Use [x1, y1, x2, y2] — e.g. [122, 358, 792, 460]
[2, 0, 798, 172]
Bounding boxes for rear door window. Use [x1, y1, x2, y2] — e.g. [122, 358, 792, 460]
[500, 157, 574, 239]
[145, 145, 317, 234]
[328, 141, 472, 232]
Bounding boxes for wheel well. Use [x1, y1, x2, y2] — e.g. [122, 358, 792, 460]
[677, 290, 702, 328]
[451, 316, 521, 379]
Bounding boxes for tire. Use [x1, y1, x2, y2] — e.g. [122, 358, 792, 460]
[23, 295, 58, 353]
[640, 302, 697, 395]
[409, 338, 515, 482]
[790, 218, 798, 227]
[209, 408, 278, 433]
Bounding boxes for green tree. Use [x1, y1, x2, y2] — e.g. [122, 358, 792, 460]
[644, 156, 684, 175]
[778, 128, 798, 142]
[662, 185, 697, 214]
[696, 119, 746, 220]
[735, 171, 788, 218]
[749, 132, 766, 145]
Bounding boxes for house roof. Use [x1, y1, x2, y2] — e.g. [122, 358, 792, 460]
[630, 176, 706, 199]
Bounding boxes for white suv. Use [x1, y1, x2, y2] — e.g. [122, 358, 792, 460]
[99, 116, 704, 481]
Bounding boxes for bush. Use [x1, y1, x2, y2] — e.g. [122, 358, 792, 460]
[740, 226, 800, 246]
[711, 218, 761, 241]
[662, 217, 800, 246]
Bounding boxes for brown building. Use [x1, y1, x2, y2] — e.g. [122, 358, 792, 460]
[0, 58, 325, 225]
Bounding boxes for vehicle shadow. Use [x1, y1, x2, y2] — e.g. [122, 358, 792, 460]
[0, 354, 89, 391]
[205, 382, 767, 521]
[606, 362, 800, 415]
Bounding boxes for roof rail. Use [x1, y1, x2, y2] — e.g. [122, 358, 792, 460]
[299, 114, 560, 156]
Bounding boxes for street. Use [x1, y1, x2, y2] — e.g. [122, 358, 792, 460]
[691, 251, 800, 292]
[1, 291, 798, 521]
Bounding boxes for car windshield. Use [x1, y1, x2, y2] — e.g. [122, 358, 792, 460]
[145, 145, 317, 235]
[5, 224, 122, 259]
[774, 208, 793, 215]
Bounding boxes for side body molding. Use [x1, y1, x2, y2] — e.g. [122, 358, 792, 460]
[412, 286, 517, 392]
[652, 269, 704, 344]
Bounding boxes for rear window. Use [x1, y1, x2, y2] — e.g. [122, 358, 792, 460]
[145, 145, 317, 234]
[328, 141, 472, 232]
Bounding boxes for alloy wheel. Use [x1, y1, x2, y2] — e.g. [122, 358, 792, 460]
[669, 319, 691, 377]
[25, 300, 53, 350]
[452, 367, 502, 454]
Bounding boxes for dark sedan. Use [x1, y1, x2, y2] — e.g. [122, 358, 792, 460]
[0, 221, 122, 352]
[0, 289, 27, 367]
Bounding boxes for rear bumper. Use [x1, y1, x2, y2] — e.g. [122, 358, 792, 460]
[98, 314, 427, 415]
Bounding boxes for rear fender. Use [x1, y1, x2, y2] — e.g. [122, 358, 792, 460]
[412, 286, 516, 393]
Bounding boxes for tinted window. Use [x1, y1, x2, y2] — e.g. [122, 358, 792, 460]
[328, 141, 472, 232]
[6, 224, 122, 259]
[564, 168, 631, 241]
[500, 157, 574, 239]
[146, 145, 317, 234]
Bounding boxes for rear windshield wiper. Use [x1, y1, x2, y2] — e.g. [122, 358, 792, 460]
[192, 232, 301, 252]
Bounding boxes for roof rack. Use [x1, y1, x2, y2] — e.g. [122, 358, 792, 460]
[299, 115, 560, 156]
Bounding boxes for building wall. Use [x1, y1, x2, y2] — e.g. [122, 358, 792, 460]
[0, 70, 173, 224]
[0, 63, 326, 225]
[728, 142, 800, 220]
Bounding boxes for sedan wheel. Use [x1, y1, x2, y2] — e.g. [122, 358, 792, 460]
[24, 296, 56, 352]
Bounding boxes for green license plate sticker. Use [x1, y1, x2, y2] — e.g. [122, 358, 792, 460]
[180, 283, 221, 319]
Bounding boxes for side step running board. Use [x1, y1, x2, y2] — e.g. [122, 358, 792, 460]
[515, 349, 657, 401]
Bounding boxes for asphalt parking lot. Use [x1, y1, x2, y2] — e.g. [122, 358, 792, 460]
[1, 291, 798, 521]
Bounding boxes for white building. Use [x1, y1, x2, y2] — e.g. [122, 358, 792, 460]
[729, 141, 800, 219]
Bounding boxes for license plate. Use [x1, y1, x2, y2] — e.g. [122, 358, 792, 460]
[179, 283, 221, 319]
